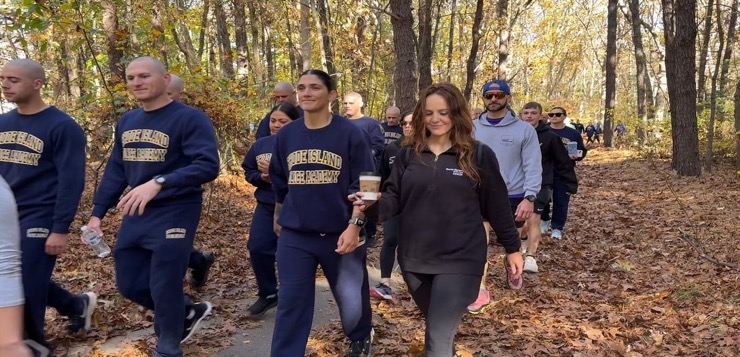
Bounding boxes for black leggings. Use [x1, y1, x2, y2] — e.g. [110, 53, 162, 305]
[402, 271, 480, 357]
[379, 216, 399, 278]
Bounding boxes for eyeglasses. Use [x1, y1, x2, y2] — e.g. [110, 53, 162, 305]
[483, 91, 506, 100]
[402, 121, 413, 127]
[548, 113, 565, 117]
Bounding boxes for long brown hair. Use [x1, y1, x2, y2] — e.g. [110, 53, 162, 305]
[403, 83, 480, 184]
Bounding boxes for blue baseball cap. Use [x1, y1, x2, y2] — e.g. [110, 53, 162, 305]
[482, 80, 511, 95]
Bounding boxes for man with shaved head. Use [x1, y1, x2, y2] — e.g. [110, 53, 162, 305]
[342, 91, 385, 246]
[84, 56, 218, 357]
[0, 59, 96, 350]
[165, 74, 217, 289]
[254, 81, 303, 140]
[381, 106, 403, 145]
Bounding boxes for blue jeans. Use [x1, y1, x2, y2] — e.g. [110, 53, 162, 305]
[541, 174, 571, 230]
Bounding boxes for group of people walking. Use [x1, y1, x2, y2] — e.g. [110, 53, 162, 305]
[0, 55, 587, 357]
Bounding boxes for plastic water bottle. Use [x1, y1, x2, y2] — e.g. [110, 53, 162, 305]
[81, 226, 111, 258]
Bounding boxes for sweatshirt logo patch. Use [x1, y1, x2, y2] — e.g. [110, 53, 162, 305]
[501, 135, 514, 146]
[165, 228, 187, 239]
[446, 168, 464, 176]
[26, 228, 49, 238]
[0, 131, 44, 166]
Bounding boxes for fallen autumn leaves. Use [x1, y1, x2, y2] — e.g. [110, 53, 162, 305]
[46, 147, 738, 356]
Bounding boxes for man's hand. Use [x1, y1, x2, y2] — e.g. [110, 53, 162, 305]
[506, 252, 524, 281]
[336, 224, 361, 254]
[258, 160, 269, 174]
[347, 192, 381, 212]
[45, 233, 69, 256]
[83, 217, 104, 245]
[117, 179, 162, 216]
[515, 200, 534, 222]
[260, 173, 271, 183]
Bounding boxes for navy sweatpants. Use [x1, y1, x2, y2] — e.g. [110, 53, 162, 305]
[114, 204, 201, 357]
[271, 229, 372, 357]
[247, 203, 278, 298]
[20, 208, 82, 348]
[541, 174, 571, 231]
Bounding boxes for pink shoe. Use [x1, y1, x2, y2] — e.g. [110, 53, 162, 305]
[467, 289, 491, 314]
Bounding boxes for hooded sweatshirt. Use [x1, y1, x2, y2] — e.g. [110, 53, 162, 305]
[534, 121, 578, 193]
[473, 111, 541, 198]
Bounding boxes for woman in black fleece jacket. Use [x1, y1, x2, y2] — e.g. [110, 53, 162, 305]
[353, 83, 522, 356]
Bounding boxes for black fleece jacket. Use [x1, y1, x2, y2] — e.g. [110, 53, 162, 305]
[535, 121, 578, 194]
[379, 136, 403, 185]
[369, 144, 520, 276]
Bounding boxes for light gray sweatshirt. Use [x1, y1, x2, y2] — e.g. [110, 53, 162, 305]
[473, 111, 542, 197]
[0, 175, 23, 307]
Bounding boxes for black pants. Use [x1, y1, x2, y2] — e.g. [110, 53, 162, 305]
[379, 216, 399, 278]
[402, 271, 480, 357]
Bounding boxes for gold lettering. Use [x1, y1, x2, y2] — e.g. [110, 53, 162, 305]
[122, 148, 168, 162]
[288, 170, 306, 184]
[121, 129, 169, 148]
[0, 148, 41, 166]
[0, 131, 44, 153]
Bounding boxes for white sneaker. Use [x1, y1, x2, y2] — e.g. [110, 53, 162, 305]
[520, 240, 528, 254]
[523, 256, 539, 273]
[540, 220, 551, 234]
[551, 229, 563, 239]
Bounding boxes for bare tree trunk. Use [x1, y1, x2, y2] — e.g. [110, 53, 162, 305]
[496, 0, 510, 80]
[697, 0, 714, 104]
[316, 0, 338, 111]
[446, 0, 457, 82]
[213, 1, 235, 79]
[233, 0, 249, 77]
[263, 6, 276, 84]
[197, 0, 210, 60]
[310, 0, 327, 72]
[705, 0, 725, 172]
[353, 16, 368, 95]
[463, 0, 485, 101]
[718, 0, 738, 94]
[285, 1, 298, 79]
[417, 0, 433, 92]
[101, 0, 125, 85]
[247, 1, 264, 86]
[604, 0, 617, 148]
[299, 0, 311, 71]
[626, 0, 654, 144]
[662, 0, 701, 176]
[55, 36, 72, 99]
[390, 0, 418, 113]
[431, 0, 443, 58]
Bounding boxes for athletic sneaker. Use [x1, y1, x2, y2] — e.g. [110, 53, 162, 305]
[68, 292, 97, 333]
[190, 252, 216, 288]
[370, 283, 393, 300]
[246, 294, 278, 319]
[24, 340, 50, 357]
[551, 229, 563, 240]
[523, 256, 539, 273]
[347, 328, 374, 356]
[181, 302, 212, 343]
[467, 289, 491, 314]
[540, 220, 551, 234]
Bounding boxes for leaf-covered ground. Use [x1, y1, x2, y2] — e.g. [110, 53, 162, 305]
[47, 147, 738, 356]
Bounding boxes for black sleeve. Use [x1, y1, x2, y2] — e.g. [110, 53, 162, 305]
[550, 137, 578, 194]
[478, 145, 521, 253]
[367, 146, 408, 223]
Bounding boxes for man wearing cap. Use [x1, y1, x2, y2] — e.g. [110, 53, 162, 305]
[469, 79, 541, 314]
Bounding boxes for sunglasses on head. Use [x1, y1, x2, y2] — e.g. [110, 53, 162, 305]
[548, 113, 565, 117]
[483, 91, 507, 100]
[402, 121, 413, 127]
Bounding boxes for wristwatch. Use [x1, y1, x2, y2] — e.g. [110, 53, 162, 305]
[348, 217, 366, 227]
[154, 175, 167, 186]
[524, 195, 536, 202]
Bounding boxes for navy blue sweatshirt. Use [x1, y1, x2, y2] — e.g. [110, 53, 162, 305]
[549, 125, 588, 164]
[242, 135, 277, 207]
[371, 144, 520, 276]
[381, 123, 403, 145]
[270, 115, 373, 234]
[349, 116, 385, 169]
[255, 106, 304, 140]
[535, 121, 578, 193]
[0, 107, 85, 233]
[92, 101, 220, 219]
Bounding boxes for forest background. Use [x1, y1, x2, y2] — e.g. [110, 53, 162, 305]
[0, 0, 738, 176]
